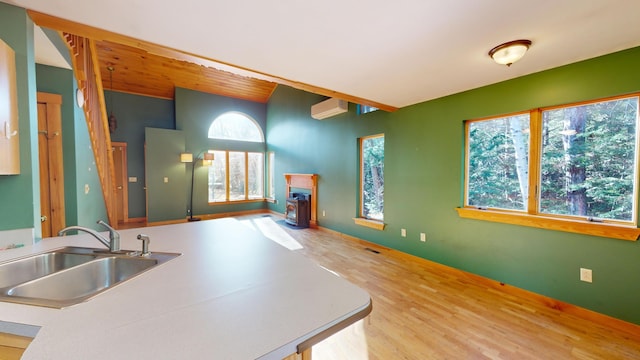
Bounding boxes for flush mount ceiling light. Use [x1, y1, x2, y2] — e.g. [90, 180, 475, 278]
[488, 39, 532, 67]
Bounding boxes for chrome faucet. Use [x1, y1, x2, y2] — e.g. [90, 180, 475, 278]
[97, 220, 120, 252]
[58, 220, 121, 252]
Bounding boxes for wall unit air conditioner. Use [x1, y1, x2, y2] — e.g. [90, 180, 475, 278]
[311, 98, 348, 120]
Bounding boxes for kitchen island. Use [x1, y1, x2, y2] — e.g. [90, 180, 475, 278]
[0, 218, 372, 359]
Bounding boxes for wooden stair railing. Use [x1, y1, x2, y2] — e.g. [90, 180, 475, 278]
[62, 33, 118, 227]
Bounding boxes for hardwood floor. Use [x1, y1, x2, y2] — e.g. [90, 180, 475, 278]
[235, 214, 640, 360]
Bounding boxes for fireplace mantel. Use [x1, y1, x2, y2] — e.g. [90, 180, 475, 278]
[284, 173, 318, 227]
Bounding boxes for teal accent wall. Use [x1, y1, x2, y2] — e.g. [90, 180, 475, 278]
[145, 128, 187, 222]
[266, 46, 640, 325]
[107, 90, 175, 219]
[0, 3, 40, 238]
[175, 87, 267, 217]
[73, 98, 108, 229]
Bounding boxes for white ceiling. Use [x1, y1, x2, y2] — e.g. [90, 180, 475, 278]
[6, 0, 640, 109]
[33, 26, 70, 70]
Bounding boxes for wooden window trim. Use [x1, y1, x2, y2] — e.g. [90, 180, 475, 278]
[462, 93, 640, 241]
[353, 217, 386, 231]
[208, 198, 266, 206]
[359, 134, 385, 221]
[209, 150, 266, 204]
[456, 207, 640, 241]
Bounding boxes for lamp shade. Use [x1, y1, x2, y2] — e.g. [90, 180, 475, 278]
[180, 153, 193, 163]
[489, 40, 532, 66]
[202, 152, 214, 166]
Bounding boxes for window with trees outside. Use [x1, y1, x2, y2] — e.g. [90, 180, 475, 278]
[359, 134, 384, 225]
[462, 94, 640, 240]
[207, 112, 265, 203]
[266, 151, 275, 200]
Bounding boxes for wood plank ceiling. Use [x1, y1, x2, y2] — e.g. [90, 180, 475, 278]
[29, 10, 395, 110]
[95, 40, 277, 102]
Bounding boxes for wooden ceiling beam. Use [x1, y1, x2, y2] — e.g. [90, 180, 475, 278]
[28, 10, 398, 112]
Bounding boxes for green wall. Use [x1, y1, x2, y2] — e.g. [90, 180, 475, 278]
[175, 87, 267, 217]
[266, 46, 640, 325]
[107, 90, 175, 219]
[72, 82, 108, 229]
[0, 3, 40, 237]
[104, 88, 269, 221]
[145, 128, 187, 222]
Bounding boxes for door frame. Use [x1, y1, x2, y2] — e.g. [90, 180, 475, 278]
[112, 141, 129, 224]
[37, 92, 65, 237]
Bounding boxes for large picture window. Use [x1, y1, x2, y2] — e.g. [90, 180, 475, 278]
[208, 151, 264, 203]
[360, 134, 385, 221]
[462, 94, 640, 239]
[539, 98, 638, 221]
[207, 112, 265, 204]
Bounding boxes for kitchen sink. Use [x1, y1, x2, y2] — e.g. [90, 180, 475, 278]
[0, 252, 98, 288]
[0, 247, 180, 308]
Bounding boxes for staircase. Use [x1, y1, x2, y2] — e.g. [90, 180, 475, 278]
[62, 33, 118, 227]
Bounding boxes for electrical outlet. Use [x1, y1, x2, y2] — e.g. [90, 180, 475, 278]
[163, 177, 169, 183]
[420, 233, 426, 242]
[401, 229, 406, 237]
[580, 268, 593, 283]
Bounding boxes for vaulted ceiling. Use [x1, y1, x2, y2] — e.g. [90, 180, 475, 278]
[6, 0, 640, 111]
[94, 40, 277, 103]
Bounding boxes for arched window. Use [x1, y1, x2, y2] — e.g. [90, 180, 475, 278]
[208, 112, 264, 142]
[206, 112, 266, 203]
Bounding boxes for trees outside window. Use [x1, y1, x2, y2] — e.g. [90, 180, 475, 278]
[540, 97, 638, 221]
[467, 114, 530, 211]
[207, 112, 263, 142]
[465, 94, 639, 224]
[208, 150, 227, 202]
[361, 134, 384, 221]
[248, 152, 264, 199]
[266, 152, 275, 200]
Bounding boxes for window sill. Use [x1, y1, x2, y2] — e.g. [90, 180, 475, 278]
[353, 218, 385, 231]
[456, 207, 640, 241]
[208, 199, 266, 205]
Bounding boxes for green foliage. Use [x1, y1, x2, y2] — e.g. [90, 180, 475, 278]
[467, 96, 638, 221]
[362, 135, 384, 220]
[540, 98, 637, 220]
[467, 115, 529, 210]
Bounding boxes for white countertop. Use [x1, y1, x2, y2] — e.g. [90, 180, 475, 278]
[0, 218, 371, 359]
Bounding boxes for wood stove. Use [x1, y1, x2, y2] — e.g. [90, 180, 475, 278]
[285, 193, 310, 228]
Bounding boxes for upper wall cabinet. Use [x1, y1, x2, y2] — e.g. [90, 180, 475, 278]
[0, 38, 19, 175]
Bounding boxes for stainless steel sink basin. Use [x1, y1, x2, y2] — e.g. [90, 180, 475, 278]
[0, 252, 97, 288]
[0, 247, 180, 308]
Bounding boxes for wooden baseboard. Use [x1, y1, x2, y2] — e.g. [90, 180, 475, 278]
[315, 225, 640, 339]
[146, 209, 273, 227]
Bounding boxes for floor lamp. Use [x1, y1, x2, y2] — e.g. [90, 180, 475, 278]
[181, 151, 214, 222]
